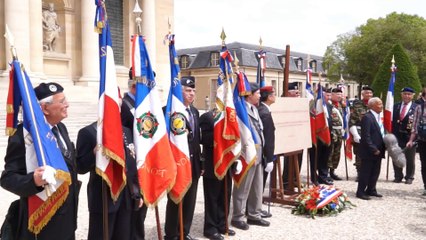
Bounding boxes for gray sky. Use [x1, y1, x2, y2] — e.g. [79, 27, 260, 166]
[174, 0, 426, 56]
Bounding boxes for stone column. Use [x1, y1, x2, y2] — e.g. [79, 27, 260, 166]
[78, 1, 99, 86]
[142, 0, 156, 68]
[4, 0, 31, 69]
[29, 0, 45, 79]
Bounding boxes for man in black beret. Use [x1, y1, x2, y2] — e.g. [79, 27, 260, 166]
[1, 82, 80, 239]
[287, 82, 300, 97]
[392, 87, 417, 184]
[328, 87, 344, 181]
[165, 76, 202, 240]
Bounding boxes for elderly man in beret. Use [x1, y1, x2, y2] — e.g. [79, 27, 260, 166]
[1, 82, 80, 239]
[231, 82, 270, 231]
[164, 76, 203, 240]
[392, 87, 417, 184]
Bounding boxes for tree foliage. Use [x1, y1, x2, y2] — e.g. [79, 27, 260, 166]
[323, 12, 426, 87]
[371, 44, 422, 102]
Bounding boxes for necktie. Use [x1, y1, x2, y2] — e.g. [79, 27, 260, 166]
[378, 117, 385, 137]
[186, 107, 194, 133]
[400, 103, 407, 121]
[52, 126, 67, 154]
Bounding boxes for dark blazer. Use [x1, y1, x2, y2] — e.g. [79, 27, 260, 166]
[257, 102, 275, 166]
[199, 110, 215, 179]
[187, 105, 203, 179]
[1, 123, 79, 240]
[76, 122, 140, 214]
[359, 111, 386, 160]
[121, 93, 136, 130]
[392, 101, 417, 147]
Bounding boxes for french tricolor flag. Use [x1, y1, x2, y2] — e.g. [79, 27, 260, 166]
[384, 56, 396, 133]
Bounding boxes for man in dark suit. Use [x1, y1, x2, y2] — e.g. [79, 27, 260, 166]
[356, 97, 386, 200]
[392, 87, 417, 184]
[199, 110, 235, 240]
[1, 82, 79, 240]
[120, 68, 148, 239]
[164, 77, 203, 240]
[76, 122, 142, 240]
[258, 86, 276, 218]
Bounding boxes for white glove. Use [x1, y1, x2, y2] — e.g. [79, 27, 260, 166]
[42, 165, 57, 192]
[265, 162, 274, 173]
[234, 159, 243, 175]
[350, 126, 361, 143]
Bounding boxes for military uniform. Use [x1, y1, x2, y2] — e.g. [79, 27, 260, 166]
[349, 99, 368, 172]
[329, 101, 344, 179]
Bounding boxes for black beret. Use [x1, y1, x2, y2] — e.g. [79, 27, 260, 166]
[331, 87, 343, 93]
[324, 87, 332, 93]
[401, 87, 415, 93]
[362, 86, 374, 92]
[288, 82, 299, 91]
[181, 76, 195, 88]
[249, 82, 260, 93]
[34, 82, 64, 100]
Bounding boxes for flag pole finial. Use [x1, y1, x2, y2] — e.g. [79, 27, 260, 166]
[391, 55, 396, 71]
[4, 24, 18, 60]
[168, 17, 172, 35]
[234, 51, 240, 71]
[220, 28, 226, 46]
[259, 37, 263, 50]
[133, 0, 143, 35]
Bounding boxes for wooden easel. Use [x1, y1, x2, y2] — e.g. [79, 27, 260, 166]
[263, 150, 303, 206]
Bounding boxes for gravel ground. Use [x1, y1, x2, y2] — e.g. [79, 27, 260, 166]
[2, 151, 426, 240]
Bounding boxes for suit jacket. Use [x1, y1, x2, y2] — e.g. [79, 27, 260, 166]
[1, 123, 79, 240]
[246, 102, 264, 165]
[76, 122, 140, 214]
[257, 102, 275, 165]
[121, 93, 136, 130]
[359, 111, 385, 160]
[187, 105, 203, 179]
[392, 101, 417, 147]
[199, 110, 216, 179]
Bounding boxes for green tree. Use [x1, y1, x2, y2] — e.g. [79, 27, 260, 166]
[324, 12, 426, 88]
[371, 44, 422, 103]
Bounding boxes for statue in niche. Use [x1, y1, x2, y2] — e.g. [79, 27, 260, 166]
[42, 3, 61, 51]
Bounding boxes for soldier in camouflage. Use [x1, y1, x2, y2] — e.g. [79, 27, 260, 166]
[329, 88, 344, 180]
[349, 86, 374, 181]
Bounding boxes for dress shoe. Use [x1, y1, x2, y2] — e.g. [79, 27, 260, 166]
[318, 179, 333, 185]
[219, 229, 236, 236]
[330, 170, 342, 181]
[247, 218, 270, 227]
[204, 233, 223, 240]
[260, 209, 272, 218]
[393, 179, 402, 183]
[405, 179, 413, 184]
[367, 192, 383, 198]
[231, 220, 249, 230]
[184, 234, 198, 240]
[356, 194, 371, 200]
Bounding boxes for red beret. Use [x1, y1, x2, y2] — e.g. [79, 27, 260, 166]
[260, 86, 273, 93]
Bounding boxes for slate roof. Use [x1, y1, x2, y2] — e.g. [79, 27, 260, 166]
[177, 41, 324, 72]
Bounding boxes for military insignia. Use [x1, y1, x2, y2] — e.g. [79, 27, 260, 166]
[136, 111, 159, 138]
[170, 112, 186, 136]
[49, 84, 57, 92]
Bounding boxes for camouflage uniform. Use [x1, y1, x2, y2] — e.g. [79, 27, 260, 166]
[329, 102, 343, 170]
[349, 99, 368, 171]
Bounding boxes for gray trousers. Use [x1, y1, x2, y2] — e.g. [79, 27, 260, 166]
[232, 162, 263, 222]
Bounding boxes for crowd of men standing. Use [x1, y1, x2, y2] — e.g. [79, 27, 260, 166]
[2, 67, 426, 239]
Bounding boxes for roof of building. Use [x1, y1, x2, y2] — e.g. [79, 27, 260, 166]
[177, 41, 324, 72]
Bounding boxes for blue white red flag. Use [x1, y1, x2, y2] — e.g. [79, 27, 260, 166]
[305, 69, 315, 102]
[338, 80, 353, 161]
[315, 83, 331, 145]
[7, 60, 71, 234]
[94, 0, 126, 201]
[316, 185, 343, 209]
[213, 45, 241, 179]
[256, 50, 266, 88]
[232, 71, 257, 186]
[164, 34, 191, 203]
[384, 61, 396, 133]
[306, 69, 316, 145]
[132, 34, 176, 206]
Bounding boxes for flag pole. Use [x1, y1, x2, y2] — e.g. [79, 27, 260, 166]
[385, 56, 396, 181]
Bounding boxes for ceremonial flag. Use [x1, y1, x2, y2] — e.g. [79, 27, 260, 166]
[338, 80, 353, 161]
[132, 34, 176, 206]
[315, 83, 331, 145]
[316, 185, 343, 209]
[306, 68, 316, 145]
[232, 71, 257, 186]
[256, 50, 266, 88]
[6, 60, 71, 234]
[384, 59, 397, 133]
[213, 45, 241, 179]
[164, 34, 191, 203]
[94, 1, 126, 201]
